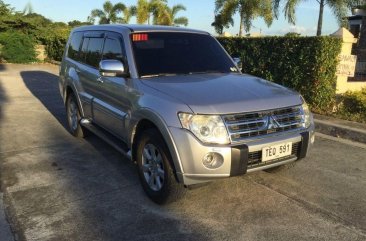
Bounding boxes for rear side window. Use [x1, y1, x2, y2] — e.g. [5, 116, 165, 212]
[102, 38, 124, 63]
[67, 32, 83, 61]
[85, 38, 104, 68]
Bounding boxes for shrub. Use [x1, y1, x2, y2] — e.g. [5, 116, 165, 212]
[44, 34, 68, 62]
[337, 88, 366, 123]
[0, 31, 37, 63]
[217, 36, 342, 112]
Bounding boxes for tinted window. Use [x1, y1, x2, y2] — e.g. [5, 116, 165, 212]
[102, 38, 124, 63]
[131, 32, 238, 77]
[85, 38, 104, 68]
[67, 32, 83, 60]
[80, 37, 89, 64]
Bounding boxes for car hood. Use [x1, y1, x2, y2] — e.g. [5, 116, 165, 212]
[140, 73, 302, 114]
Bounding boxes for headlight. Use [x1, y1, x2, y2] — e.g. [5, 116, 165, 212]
[178, 113, 230, 144]
[301, 98, 311, 128]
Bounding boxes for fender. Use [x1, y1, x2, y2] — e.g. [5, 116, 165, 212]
[64, 67, 85, 117]
[129, 108, 184, 183]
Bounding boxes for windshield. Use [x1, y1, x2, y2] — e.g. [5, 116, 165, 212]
[131, 32, 238, 77]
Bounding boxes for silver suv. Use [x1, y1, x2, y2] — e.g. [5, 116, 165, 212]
[59, 24, 314, 204]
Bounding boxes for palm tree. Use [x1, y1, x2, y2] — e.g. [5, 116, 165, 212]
[213, 0, 274, 36]
[136, 0, 167, 24]
[153, 4, 188, 26]
[89, 1, 129, 24]
[273, 0, 349, 36]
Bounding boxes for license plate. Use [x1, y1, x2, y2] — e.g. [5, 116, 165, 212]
[262, 142, 292, 162]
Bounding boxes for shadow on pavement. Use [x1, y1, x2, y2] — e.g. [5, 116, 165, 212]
[16, 70, 208, 240]
[21, 71, 68, 129]
[0, 64, 6, 72]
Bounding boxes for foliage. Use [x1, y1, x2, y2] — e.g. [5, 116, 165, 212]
[273, 0, 349, 36]
[89, 1, 128, 24]
[135, 0, 188, 26]
[68, 20, 93, 28]
[44, 33, 68, 62]
[336, 88, 366, 122]
[0, 31, 37, 63]
[217, 36, 342, 111]
[153, 3, 188, 26]
[285, 32, 301, 37]
[213, 0, 274, 36]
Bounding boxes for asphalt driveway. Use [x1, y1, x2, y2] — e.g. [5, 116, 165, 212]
[0, 64, 365, 241]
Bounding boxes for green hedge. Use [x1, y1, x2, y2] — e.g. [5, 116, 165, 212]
[0, 31, 37, 63]
[336, 88, 366, 123]
[217, 36, 342, 111]
[45, 34, 68, 62]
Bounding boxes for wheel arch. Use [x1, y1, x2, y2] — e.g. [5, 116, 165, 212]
[130, 110, 184, 183]
[64, 83, 85, 117]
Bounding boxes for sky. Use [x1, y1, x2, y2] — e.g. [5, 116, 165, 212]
[5, 0, 350, 36]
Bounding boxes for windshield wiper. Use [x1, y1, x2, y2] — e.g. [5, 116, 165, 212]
[141, 73, 178, 78]
[187, 70, 230, 75]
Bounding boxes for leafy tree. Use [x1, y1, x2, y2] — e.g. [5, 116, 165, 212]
[136, 0, 167, 24]
[213, 0, 274, 36]
[285, 32, 301, 37]
[89, 1, 128, 24]
[211, 13, 233, 35]
[68, 20, 92, 28]
[273, 0, 349, 36]
[0, 0, 13, 16]
[153, 4, 188, 26]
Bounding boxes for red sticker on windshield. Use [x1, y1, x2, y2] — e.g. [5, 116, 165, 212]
[132, 34, 148, 41]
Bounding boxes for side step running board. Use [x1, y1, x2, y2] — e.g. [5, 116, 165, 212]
[81, 120, 132, 161]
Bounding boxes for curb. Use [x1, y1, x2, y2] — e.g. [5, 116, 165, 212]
[314, 118, 366, 144]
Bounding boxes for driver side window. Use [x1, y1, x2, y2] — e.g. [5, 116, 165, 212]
[102, 37, 125, 63]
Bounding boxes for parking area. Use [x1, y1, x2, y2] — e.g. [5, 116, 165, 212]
[0, 64, 365, 241]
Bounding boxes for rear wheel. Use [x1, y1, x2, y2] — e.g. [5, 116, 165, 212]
[66, 93, 85, 138]
[136, 129, 185, 204]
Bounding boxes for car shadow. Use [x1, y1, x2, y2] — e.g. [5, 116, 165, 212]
[21, 71, 68, 129]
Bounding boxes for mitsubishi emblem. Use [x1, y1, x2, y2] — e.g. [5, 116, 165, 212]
[268, 116, 280, 129]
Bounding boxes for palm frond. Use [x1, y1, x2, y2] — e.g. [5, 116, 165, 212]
[174, 17, 188, 26]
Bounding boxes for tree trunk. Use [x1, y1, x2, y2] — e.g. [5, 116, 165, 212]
[316, 0, 325, 36]
[239, 11, 244, 37]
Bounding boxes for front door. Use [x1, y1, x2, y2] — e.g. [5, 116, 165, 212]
[91, 32, 130, 140]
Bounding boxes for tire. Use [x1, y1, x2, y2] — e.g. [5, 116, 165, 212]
[66, 93, 86, 138]
[264, 162, 295, 173]
[136, 129, 185, 204]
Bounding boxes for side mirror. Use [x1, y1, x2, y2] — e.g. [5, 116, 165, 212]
[99, 59, 128, 77]
[232, 57, 242, 71]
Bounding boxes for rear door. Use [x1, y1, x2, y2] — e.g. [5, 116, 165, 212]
[92, 31, 130, 140]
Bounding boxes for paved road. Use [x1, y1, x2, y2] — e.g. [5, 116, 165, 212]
[0, 64, 365, 241]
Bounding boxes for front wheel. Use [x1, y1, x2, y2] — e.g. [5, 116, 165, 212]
[136, 129, 185, 204]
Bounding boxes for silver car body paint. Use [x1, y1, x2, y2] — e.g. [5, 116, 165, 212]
[59, 24, 314, 185]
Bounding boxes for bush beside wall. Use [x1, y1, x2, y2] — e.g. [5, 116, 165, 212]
[45, 34, 68, 62]
[217, 36, 342, 112]
[336, 88, 366, 123]
[0, 31, 37, 63]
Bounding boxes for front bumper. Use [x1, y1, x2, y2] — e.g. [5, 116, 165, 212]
[169, 126, 314, 186]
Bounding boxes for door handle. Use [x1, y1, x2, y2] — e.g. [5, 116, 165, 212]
[96, 76, 104, 83]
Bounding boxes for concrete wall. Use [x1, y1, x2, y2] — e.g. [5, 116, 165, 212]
[332, 28, 366, 93]
[35, 44, 47, 62]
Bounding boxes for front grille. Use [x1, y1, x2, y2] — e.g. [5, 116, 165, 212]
[223, 106, 304, 143]
[247, 142, 300, 168]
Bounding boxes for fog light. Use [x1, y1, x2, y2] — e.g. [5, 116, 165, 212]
[311, 132, 315, 144]
[202, 152, 224, 169]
